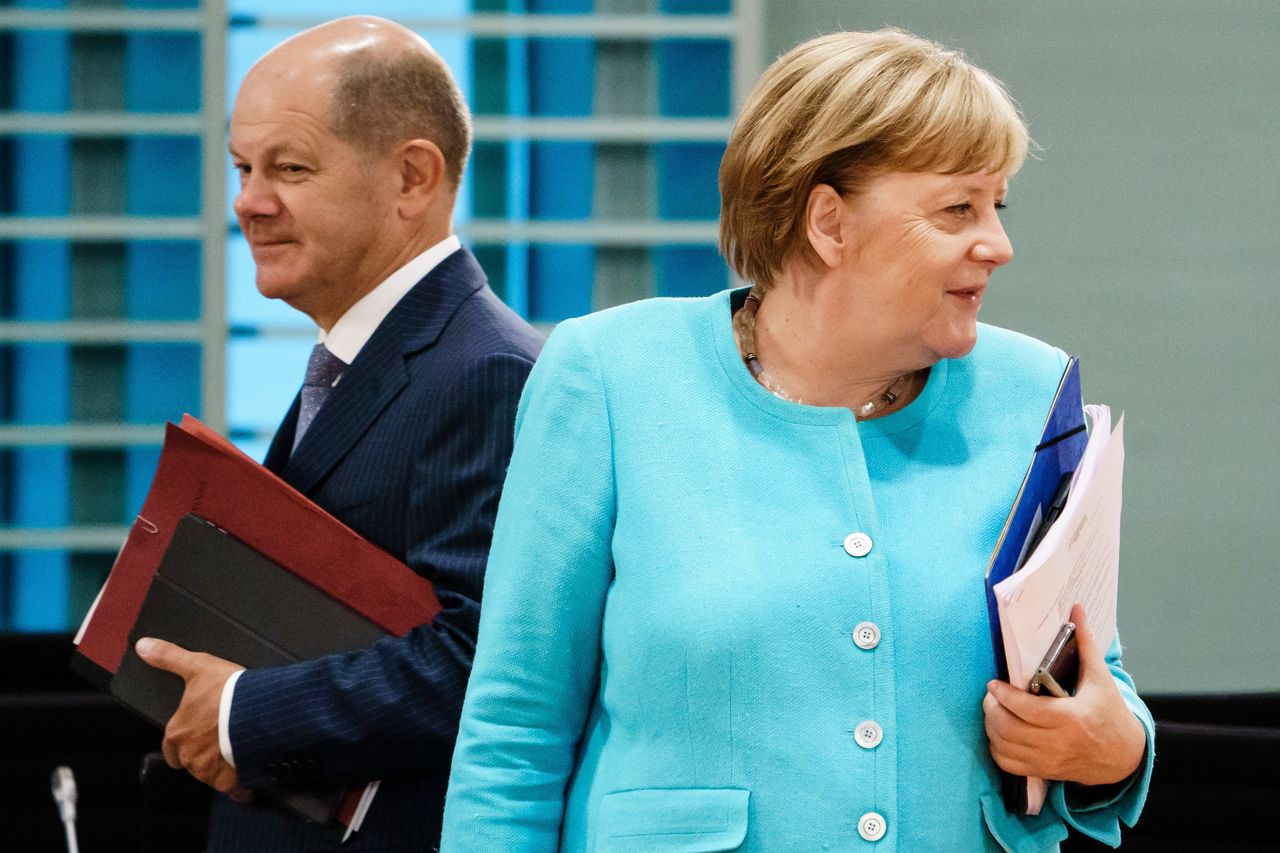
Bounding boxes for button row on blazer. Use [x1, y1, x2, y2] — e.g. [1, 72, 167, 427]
[852, 621, 880, 649]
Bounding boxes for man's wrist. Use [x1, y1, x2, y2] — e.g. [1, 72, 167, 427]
[218, 669, 244, 768]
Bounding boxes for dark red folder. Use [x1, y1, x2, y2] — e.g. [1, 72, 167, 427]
[72, 415, 442, 828]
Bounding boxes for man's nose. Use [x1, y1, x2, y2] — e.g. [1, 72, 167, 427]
[233, 172, 279, 219]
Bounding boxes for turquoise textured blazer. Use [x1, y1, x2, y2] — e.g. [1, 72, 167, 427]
[441, 290, 1154, 852]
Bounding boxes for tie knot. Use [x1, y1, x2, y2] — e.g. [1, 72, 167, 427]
[304, 344, 346, 388]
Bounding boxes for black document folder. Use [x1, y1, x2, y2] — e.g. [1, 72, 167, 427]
[111, 514, 387, 825]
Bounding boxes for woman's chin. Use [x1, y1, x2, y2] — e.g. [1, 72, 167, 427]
[927, 326, 980, 361]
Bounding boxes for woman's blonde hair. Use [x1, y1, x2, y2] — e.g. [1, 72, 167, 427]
[719, 28, 1029, 290]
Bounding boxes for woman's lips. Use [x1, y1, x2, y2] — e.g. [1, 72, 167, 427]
[947, 285, 986, 304]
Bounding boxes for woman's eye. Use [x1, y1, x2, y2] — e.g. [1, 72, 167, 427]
[995, 202, 1008, 211]
[946, 203, 972, 216]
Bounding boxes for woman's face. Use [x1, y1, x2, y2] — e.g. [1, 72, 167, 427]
[829, 170, 1013, 365]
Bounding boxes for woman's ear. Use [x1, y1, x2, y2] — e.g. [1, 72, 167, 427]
[395, 139, 447, 219]
[805, 184, 848, 268]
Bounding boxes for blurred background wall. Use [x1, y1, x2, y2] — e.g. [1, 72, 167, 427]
[2, 0, 1277, 695]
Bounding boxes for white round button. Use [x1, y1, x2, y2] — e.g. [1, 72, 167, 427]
[858, 811, 887, 841]
[852, 621, 880, 650]
[843, 532, 873, 557]
[854, 720, 883, 749]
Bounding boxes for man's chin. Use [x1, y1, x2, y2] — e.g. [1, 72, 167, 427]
[254, 275, 304, 303]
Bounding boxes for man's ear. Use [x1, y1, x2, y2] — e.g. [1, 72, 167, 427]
[395, 139, 447, 218]
[805, 183, 848, 269]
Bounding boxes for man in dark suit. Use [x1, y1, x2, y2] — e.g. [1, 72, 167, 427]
[133, 16, 541, 851]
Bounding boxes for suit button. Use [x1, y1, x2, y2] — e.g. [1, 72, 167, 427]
[858, 811, 887, 841]
[265, 762, 282, 783]
[844, 532, 873, 557]
[852, 621, 880, 650]
[854, 720, 883, 749]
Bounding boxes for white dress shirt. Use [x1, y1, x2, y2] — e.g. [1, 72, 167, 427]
[217, 235, 462, 768]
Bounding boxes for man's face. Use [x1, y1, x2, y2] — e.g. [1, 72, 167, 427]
[229, 68, 401, 324]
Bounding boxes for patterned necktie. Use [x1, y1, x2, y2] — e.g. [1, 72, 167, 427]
[292, 343, 347, 452]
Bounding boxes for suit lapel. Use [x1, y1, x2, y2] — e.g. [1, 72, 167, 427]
[263, 394, 300, 475]
[280, 247, 488, 496]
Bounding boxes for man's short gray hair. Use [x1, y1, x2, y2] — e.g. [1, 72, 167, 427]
[331, 46, 472, 186]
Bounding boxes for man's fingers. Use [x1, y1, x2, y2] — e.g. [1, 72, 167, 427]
[161, 729, 183, 770]
[228, 787, 256, 805]
[136, 637, 197, 679]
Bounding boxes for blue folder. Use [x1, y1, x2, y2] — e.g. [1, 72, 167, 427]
[984, 357, 1087, 814]
[984, 356, 1087, 683]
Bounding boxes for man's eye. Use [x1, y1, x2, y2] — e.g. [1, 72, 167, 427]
[279, 163, 307, 174]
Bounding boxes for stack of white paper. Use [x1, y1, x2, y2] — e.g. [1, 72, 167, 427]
[993, 405, 1126, 813]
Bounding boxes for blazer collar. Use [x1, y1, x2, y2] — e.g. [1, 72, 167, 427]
[279, 247, 488, 495]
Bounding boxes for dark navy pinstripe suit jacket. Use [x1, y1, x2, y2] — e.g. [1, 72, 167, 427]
[206, 248, 542, 852]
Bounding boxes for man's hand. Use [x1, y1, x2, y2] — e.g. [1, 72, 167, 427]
[983, 604, 1146, 787]
[135, 637, 250, 798]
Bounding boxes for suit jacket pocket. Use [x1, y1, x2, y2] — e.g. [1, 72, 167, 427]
[598, 787, 748, 853]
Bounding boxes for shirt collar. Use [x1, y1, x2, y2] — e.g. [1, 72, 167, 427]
[319, 234, 462, 365]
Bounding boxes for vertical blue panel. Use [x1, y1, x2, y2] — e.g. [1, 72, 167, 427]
[12, 30, 69, 111]
[13, 553, 69, 631]
[125, 446, 162, 517]
[127, 138, 201, 215]
[657, 40, 731, 117]
[14, 243, 71, 319]
[14, 344, 70, 424]
[8, 13, 72, 633]
[14, 0, 70, 11]
[14, 448, 69, 526]
[127, 0, 200, 9]
[656, 142, 725, 219]
[503, 25, 532, 318]
[125, 343, 201, 423]
[127, 242, 201, 319]
[528, 246, 593, 322]
[655, 245, 726, 298]
[11, 446, 70, 631]
[126, 33, 202, 111]
[226, 337, 309, 437]
[528, 40, 594, 116]
[13, 137, 71, 216]
[530, 0, 589, 10]
[660, 0, 731, 12]
[525, 0, 595, 323]
[530, 142, 593, 219]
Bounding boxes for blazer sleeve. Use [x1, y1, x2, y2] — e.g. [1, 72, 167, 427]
[440, 319, 617, 851]
[1048, 631, 1156, 846]
[226, 350, 535, 789]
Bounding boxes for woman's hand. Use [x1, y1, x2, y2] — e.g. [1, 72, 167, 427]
[983, 604, 1147, 787]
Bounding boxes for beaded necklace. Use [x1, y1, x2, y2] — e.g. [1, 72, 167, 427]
[732, 290, 916, 420]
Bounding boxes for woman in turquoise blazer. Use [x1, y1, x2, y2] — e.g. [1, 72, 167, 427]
[442, 29, 1154, 852]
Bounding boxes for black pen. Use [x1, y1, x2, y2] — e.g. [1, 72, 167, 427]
[1019, 471, 1073, 570]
